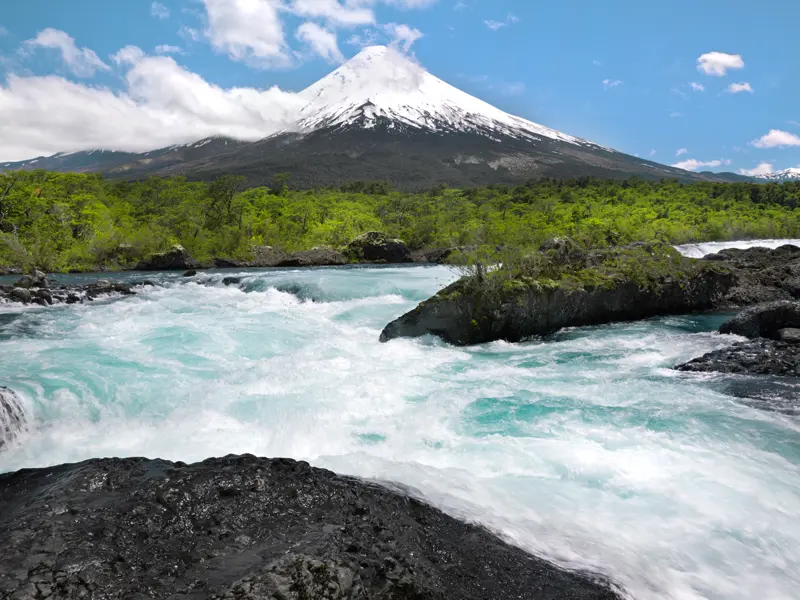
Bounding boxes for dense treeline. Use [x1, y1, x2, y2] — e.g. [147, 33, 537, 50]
[1, 170, 799, 272]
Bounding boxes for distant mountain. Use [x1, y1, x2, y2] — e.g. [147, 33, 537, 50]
[755, 167, 800, 182]
[0, 46, 744, 189]
[697, 171, 754, 183]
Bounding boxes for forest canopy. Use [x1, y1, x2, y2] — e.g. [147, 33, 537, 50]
[1, 170, 799, 272]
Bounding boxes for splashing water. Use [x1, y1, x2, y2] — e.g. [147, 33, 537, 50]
[0, 263, 799, 600]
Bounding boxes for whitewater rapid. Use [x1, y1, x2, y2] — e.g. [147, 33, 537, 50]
[0, 245, 799, 600]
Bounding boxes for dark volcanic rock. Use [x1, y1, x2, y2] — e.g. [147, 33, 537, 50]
[14, 269, 49, 289]
[718, 301, 800, 339]
[222, 276, 242, 286]
[381, 245, 735, 345]
[410, 246, 476, 264]
[0, 455, 620, 600]
[705, 244, 800, 305]
[675, 339, 800, 376]
[278, 247, 346, 267]
[9, 287, 31, 303]
[0, 387, 27, 450]
[214, 257, 249, 268]
[183, 269, 198, 277]
[135, 244, 199, 271]
[345, 232, 411, 263]
[251, 246, 289, 267]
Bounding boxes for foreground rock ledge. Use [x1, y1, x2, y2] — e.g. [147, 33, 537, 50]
[0, 455, 621, 600]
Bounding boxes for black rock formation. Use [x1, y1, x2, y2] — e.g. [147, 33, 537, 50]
[135, 244, 200, 271]
[675, 339, 800, 377]
[0, 455, 621, 600]
[344, 232, 411, 264]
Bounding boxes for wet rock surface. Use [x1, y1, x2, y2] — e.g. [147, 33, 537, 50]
[718, 300, 800, 339]
[0, 277, 138, 307]
[0, 455, 620, 600]
[675, 339, 800, 377]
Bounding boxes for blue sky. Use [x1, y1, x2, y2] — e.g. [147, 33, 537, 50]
[1, 0, 798, 176]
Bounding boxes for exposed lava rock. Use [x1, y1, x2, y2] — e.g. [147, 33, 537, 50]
[0, 455, 621, 600]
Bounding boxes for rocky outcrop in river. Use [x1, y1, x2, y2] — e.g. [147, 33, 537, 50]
[136, 244, 200, 271]
[0, 273, 138, 307]
[344, 232, 411, 263]
[381, 243, 736, 345]
[0, 455, 620, 600]
[676, 300, 800, 376]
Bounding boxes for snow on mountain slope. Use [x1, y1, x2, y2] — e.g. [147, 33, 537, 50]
[293, 45, 591, 147]
[756, 167, 800, 182]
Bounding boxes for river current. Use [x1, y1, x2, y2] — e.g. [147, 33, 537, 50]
[1, 241, 798, 600]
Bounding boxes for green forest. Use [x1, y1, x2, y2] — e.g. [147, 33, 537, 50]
[1, 170, 799, 272]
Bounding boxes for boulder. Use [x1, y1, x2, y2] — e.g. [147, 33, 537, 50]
[675, 339, 800, 377]
[779, 328, 800, 343]
[9, 287, 31, 303]
[277, 247, 346, 267]
[0, 387, 27, 450]
[135, 245, 199, 271]
[381, 244, 735, 346]
[0, 455, 620, 600]
[251, 245, 289, 267]
[183, 269, 197, 277]
[409, 246, 476, 264]
[222, 276, 242, 286]
[345, 232, 411, 263]
[14, 269, 49, 289]
[214, 257, 248, 269]
[719, 301, 800, 340]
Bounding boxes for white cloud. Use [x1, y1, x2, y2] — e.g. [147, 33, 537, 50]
[671, 158, 731, 171]
[454, 1, 467, 10]
[648, 149, 656, 157]
[111, 45, 146, 65]
[202, 0, 290, 67]
[602, 79, 622, 90]
[179, 26, 202, 42]
[382, 0, 439, 7]
[727, 81, 753, 94]
[383, 23, 423, 52]
[0, 49, 306, 161]
[296, 22, 344, 63]
[696, 51, 744, 76]
[751, 129, 800, 149]
[484, 13, 518, 31]
[669, 111, 683, 118]
[592, 59, 602, 66]
[151, 2, 170, 19]
[738, 162, 774, 176]
[290, 0, 374, 27]
[345, 29, 380, 47]
[155, 44, 185, 55]
[689, 82, 705, 92]
[23, 28, 111, 78]
[676, 148, 688, 157]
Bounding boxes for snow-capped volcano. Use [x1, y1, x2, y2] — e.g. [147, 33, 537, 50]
[755, 167, 800, 182]
[3, 45, 737, 188]
[292, 45, 589, 146]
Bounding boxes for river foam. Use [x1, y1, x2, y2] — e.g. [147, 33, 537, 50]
[0, 258, 799, 600]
